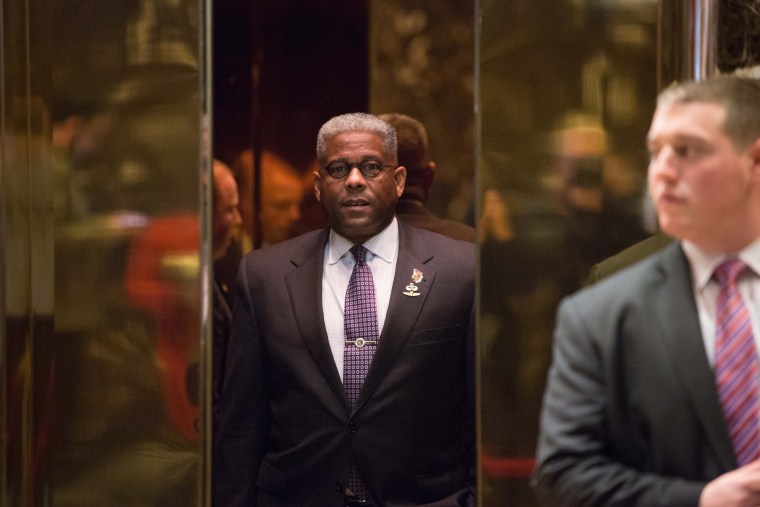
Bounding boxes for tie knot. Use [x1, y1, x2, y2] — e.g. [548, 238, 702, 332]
[714, 258, 750, 286]
[350, 245, 367, 264]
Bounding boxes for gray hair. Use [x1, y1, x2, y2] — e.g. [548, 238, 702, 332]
[316, 112, 397, 166]
[658, 75, 760, 149]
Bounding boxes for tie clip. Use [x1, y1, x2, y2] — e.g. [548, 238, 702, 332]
[347, 338, 377, 348]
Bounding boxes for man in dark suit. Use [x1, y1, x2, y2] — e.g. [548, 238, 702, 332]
[534, 75, 760, 506]
[378, 113, 475, 243]
[211, 159, 242, 428]
[214, 113, 475, 506]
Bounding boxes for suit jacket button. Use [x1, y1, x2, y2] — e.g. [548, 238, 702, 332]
[348, 423, 358, 433]
[336, 481, 344, 492]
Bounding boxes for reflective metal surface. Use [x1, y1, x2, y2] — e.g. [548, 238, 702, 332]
[6, 0, 759, 504]
[370, 0, 475, 222]
[2, 0, 208, 504]
[478, 1, 659, 504]
[657, 0, 719, 86]
[477, 0, 757, 505]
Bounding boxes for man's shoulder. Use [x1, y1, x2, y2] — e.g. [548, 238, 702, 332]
[430, 218, 476, 243]
[397, 203, 476, 243]
[243, 228, 326, 265]
[588, 233, 673, 283]
[570, 241, 683, 310]
[403, 222, 475, 255]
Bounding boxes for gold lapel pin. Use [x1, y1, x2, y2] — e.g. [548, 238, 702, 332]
[403, 268, 423, 297]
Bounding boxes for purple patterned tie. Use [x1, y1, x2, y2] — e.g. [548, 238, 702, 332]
[343, 245, 378, 499]
[714, 259, 760, 466]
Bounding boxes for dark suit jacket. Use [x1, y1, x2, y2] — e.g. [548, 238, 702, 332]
[212, 278, 233, 429]
[215, 221, 476, 507]
[586, 232, 673, 284]
[396, 199, 476, 243]
[534, 241, 735, 507]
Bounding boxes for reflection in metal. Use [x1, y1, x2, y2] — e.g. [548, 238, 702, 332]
[479, 0, 760, 505]
[717, 0, 760, 75]
[369, 0, 475, 224]
[2, 0, 209, 504]
[478, 1, 658, 504]
[693, 0, 719, 79]
[658, 0, 718, 87]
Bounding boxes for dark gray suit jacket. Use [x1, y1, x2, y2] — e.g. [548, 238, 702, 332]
[214, 221, 475, 506]
[534, 241, 736, 507]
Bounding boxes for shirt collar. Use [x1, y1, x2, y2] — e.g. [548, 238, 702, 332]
[682, 237, 760, 290]
[326, 217, 399, 265]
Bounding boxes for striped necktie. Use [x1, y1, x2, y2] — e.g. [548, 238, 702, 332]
[714, 258, 760, 465]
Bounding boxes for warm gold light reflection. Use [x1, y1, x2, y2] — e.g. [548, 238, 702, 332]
[479, 1, 658, 505]
[2, 0, 206, 503]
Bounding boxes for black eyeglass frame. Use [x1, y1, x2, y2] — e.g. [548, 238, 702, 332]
[322, 160, 396, 180]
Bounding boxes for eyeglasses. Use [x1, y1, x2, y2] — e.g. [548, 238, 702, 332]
[323, 160, 396, 179]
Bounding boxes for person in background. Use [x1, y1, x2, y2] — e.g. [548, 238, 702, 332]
[215, 112, 475, 506]
[211, 159, 242, 429]
[378, 112, 475, 242]
[534, 75, 760, 506]
[214, 150, 304, 291]
[234, 149, 303, 248]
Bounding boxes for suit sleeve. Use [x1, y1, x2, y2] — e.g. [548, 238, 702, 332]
[213, 259, 270, 506]
[532, 296, 704, 507]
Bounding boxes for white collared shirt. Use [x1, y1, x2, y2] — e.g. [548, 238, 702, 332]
[682, 238, 760, 365]
[322, 218, 399, 381]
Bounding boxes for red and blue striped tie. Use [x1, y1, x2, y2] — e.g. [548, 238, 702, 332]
[714, 258, 760, 466]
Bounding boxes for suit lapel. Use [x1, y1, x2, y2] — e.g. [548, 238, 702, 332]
[285, 230, 350, 413]
[653, 243, 736, 470]
[354, 223, 434, 411]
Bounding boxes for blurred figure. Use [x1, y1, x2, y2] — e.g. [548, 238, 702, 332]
[212, 159, 244, 260]
[125, 212, 200, 442]
[260, 155, 303, 245]
[378, 113, 475, 242]
[479, 188, 537, 465]
[534, 76, 760, 506]
[215, 150, 304, 289]
[211, 160, 242, 428]
[233, 149, 303, 249]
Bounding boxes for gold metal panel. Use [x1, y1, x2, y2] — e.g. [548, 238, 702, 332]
[478, 0, 760, 504]
[2, 0, 210, 504]
[478, 1, 659, 504]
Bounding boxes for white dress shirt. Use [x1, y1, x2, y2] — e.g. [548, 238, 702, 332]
[682, 238, 760, 365]
[321, 218, 399, 381]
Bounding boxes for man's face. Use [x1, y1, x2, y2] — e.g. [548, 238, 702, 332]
[261, 170, 302, 244]
[647, 101, 760, 252]
[314, 131, 406, 244]
[213, 170, 242, 259]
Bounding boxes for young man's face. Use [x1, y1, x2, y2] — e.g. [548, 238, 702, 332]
[647, 101, 760, 252]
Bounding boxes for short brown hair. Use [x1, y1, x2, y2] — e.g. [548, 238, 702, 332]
[658, 75, 760, 148]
